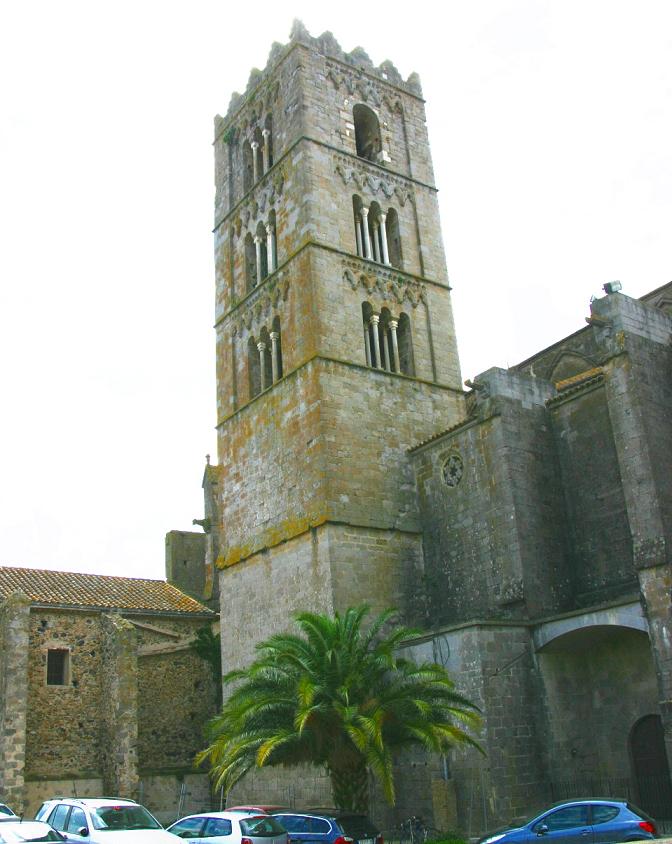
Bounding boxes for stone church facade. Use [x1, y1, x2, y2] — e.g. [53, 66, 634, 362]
[170, 22, 672, 836]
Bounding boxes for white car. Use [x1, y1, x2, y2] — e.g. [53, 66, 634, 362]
[34, 798, 178, 843]
[167, 811, 288, 844]
[0, 820, 68, 842]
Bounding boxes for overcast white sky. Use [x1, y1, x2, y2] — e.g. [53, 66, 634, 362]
[1, 0, 670, 580]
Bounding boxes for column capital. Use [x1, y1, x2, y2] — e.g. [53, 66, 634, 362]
[256, 341, 267, 352]
[388, 318, 398, 330]
[265, 223, 273, 235]
[254, 234, 262, 245]
[262, 128, 270, 139]
[379, 212, 387, 224]
[251, 140, 259, 150]
[369, 313, 380, 326]
[360, 206, 369, 218]
[269, 331, 279, 341]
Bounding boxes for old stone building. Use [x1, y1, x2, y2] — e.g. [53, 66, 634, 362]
[0, 566, 218, 821]
[174, 21, 672, 836]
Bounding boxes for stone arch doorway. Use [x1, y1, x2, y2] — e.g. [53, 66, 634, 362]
[630, 714, 672, 820]
[535, 618, 659, 800]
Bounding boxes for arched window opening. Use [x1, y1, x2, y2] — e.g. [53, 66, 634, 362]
[386, 208, 403, 269]
[243, 141, 254, 194]
[255, 221, 268, 282]
[397, 313, 415, 376]
[352, 196, 396, 266]
[353, 104, 382, 162]
[266, 210, 277, 274]
[259, 327, 273, 391]
[244, 233, 257, 293]
[248, 336, 261, 399]
[264, 114, 274, 171]
[272, 315, 283, 380]
[361, 302, 375, 367]
[379, 308, 394, 371]
[252, 127, 264, 184]
[353, 195, 366, 258]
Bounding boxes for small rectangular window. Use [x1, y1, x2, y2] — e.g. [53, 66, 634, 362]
[46, 648, 70, 686]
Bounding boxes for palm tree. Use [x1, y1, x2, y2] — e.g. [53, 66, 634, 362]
[197, 605, 481, 812]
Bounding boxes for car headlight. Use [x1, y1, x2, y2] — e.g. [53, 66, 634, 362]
[481, 835, 506, 844]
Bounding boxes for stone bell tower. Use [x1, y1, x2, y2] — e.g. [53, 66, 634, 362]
[211, 21, 465, 677]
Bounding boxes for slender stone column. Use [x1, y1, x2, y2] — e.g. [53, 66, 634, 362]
[262, 129, 271, 173]
[257, 342, 267, 391]
[379, 213, 390, 265]
[369, 314, 382, 368]
[360, 207, 372, 260]
[355, 216, 363, 257]
[363, 324, 371, 366]
[254, 236, 262, 286]
[372, 222, 381, 262]
[251, 141, 260, 182]
[266, 223, 276, 273]
[269, 331, 279, 382]
[389, 319, 400, 371]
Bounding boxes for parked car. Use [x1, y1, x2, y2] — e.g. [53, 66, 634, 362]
[34, 798, 178, 843]
[167, 811, 288, 844]
[0, 808, 17, 819]
[272, 810, 383, 844]
[0, 819, 74, 842]
[478, 799, 658, 844]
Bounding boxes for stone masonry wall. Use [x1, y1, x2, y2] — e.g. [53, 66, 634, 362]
[591, 292, 672, 770]
[413, 374, 571, 625]
[25, 609, 104, 781]
[405, 625, 546, 838]
[550, 382, 636, 603]
[100, 613, 139, 799]
[0, 591, 30, 812]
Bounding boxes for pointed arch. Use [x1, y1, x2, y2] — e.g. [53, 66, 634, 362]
[256, 221, 268, 281]
[248, 336, 261, 399]
[244, 233, 256, 293]
[243, 141, 254, 194]
[264, 113, 274, 170]
[386, 207, 403, 269]
[272, 314, 283, 380]
[397, 312, 414, 375]
[353, 103, 382, 162]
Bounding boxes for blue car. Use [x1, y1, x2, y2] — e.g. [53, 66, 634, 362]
[273, 810, 382, 844]
[479, 799, 658, 844]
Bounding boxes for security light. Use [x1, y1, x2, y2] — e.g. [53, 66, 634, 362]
[603, 280, 622, 294]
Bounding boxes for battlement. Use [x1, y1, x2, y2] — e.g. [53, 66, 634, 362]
[215, 19, 422, 139]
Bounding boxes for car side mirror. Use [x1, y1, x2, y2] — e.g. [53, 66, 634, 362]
[77, 827, 89, 837]
[536, 825, 549, 836]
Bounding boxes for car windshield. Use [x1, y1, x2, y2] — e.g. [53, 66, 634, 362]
[336, 816, 380, 839]
[91, 806, 162, 831]
[239, 817, 286, 837]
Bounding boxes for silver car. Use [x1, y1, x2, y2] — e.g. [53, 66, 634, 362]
[167, 811, 288, 844]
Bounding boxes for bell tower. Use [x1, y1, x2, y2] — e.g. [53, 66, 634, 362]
[212, 22, 464, 672]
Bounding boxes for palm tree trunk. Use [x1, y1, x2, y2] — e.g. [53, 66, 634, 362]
[328, 761, 369, 812]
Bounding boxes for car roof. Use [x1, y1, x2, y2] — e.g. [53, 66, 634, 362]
[551, 798, 626, 807]
[173, 811, 268, 821]
[48, 798, 139, 808]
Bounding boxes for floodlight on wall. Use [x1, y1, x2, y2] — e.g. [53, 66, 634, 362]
[603, 280, 622, 295]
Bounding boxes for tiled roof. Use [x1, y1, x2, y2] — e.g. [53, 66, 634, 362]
[0, 566, 214, 615]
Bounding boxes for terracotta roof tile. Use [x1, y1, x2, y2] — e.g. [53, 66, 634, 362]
[0, 566, 214, 615]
